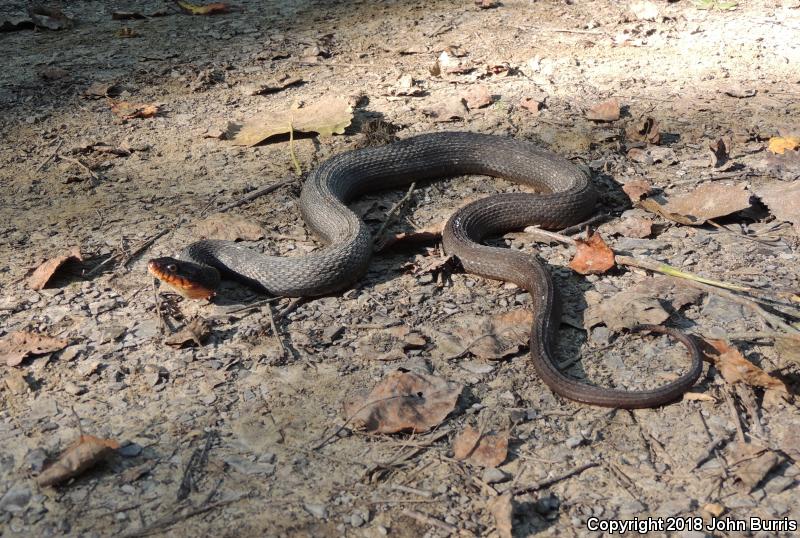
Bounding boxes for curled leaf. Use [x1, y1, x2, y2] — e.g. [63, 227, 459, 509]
[0, 331, 69, 367]
[37, 435, 120, 487]
[704, 339, 789, 404]
[174, 0, 229, 15]
[767, 136, 799, 155]
[452, 425, 508, 467]
[569, 231, 615, 275]
[27, 246, 83, 290]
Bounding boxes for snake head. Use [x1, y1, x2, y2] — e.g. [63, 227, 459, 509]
[147, 257, 220, 300]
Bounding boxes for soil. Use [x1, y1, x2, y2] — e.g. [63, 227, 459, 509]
[1, 1, 799, 537]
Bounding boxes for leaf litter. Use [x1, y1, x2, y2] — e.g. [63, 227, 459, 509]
[659, 183, 751, 224]
[452, 425, 508, 467]
[703, 339, 790, 405]
[37, 435, 120, 487]
[0, 331, 69, 367]
[27, 246, 83, 290]
[569, 231, 615, 275]
[432, 308, 532, 361]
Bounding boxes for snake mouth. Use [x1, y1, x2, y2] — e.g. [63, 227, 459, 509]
[147, 257, 218, 300]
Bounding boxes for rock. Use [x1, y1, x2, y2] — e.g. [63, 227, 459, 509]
[350, 512, 365, 527]
[303, 502, 327, 519]
[565, 436, 584, 449]
[63, 381, 85, 396]
[0, 485, 31, 513]
[482, 467, 511, 484]
[24, 449, 48, 474]
[119, 442, 143, 458]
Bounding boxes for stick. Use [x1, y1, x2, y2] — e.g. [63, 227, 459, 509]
[120, 229, 170, 268]
[152, 278, 165, 335]
[122, 495, 246, 538]
[264, 301, 286, 360]
[37, 139, 64, 172]
[401, 509, 457, 534]
[373, 182, 417, 251]
[513, 462, 599, 495]
[558, 213, 611, 236]
[523, 226, 576, 245]
[288, 120, 302, 176]
[58, 154, 100, 181]
[215, 178, 296, 213]
[724, 389, 746, 444]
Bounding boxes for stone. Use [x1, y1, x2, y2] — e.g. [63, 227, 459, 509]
[482, 467, 511, 484]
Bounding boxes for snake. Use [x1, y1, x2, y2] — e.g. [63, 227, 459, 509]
[148, 131, 702, 408]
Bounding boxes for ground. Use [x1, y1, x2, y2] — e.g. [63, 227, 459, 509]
[0, 0, 799, 536]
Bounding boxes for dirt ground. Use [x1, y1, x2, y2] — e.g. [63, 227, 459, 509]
[1, 0, 799, 536]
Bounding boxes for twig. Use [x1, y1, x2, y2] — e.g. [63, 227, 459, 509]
[693, 437, 728, 470]
[401, 509, 457, 534]
[58, 154, 100, 181]
[389, 484, 433, 498]
[122, 495, 247, 538]
[288, 60, 378, 68]
[216, 178, 296, 213]
[84, 252, 118, 277]
[558, 213, 611, 236]
[208, 297, 283, 319]
[513, 462, 599, 495]
[264, 301, 286, 360]
[288, 120, 302, 176]
[724, 388, 746, 444]
[523, 226, 576, 245]
[120, 229, 170, 268]
[176, 431, 215, 501]
[374, 182, 417, 251]
[516, 25, 604, 35]
[152, 278, 165, 335]
[616, 255, 751, 293]
[37, 139, 64, 172]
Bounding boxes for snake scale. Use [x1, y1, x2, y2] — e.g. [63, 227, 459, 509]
[149, 131, 702, 408]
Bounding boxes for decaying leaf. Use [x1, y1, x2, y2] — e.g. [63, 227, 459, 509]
[704, 339, 789, 404]
[621, 178, 653, 202]
[28, 5, 72, 30]
[767, 136, 799, 155]
[423, 96, 469, 122]
[627, 146, 675, 165]
[683, 392, 716, 402]
[230, 97, 353, 146]
[110, 101, 160, 120]
[391, 74, 425, 97]
[754, 181, 800, 233]
[604, 216, 652, 238]
[241, 75, 303, 96]
[354, 325, 426, 359]
[584, 287, 669, 332]
[520, 96, 545, 115]
[380, 221, 445, 251]
[638, 198, 697, 225]
[661, 183, 751, 224]
[174, 0, 229, 15]
[343, 371, 462, 434]
[0, 331, 69, 367]
[27, 246, 83, 290]
[452, 425, 508, 467]
[83, 82, 123, 99]
[626, 117, 660, 144]
[585, 98, 620, 122]
[165, 317, 212, 348]
[433, 308, 533, 361]
[569, 231, 615, 275]
[703, 503, 726, 518]
[487, 493, 513, 538]
[193, 213, 264, 241]
[37, 435, 120, 487]
[726, 442, 781, 492]
[462, 85, 492, 109]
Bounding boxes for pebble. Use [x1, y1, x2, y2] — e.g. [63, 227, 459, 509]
[565, 436, 584, 449]
[119, 442, 143, 458]
[24, 449, 47, 473]
[63, 381, 85, 396]
[303, 502, 327, 519]
[482, 468, 510, 484]
[350, 512, 364, 527]
[0, 485, 31, 513]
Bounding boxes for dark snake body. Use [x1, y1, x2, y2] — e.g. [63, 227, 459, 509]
[182, 132, 701, 408]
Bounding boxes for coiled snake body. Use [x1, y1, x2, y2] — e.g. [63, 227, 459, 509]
[149, 132, 701, 408]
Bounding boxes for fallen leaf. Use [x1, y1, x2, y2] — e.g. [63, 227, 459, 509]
[630, 0, 659, 20]
[604, 216, 652, 238]
[754, 181, 800, 233]
[174, 0, 229, 15]
[423, 96, 469, 122]
[704, 339, 789, 404]
[37, 435, 120, 487]
[584, 287, 669, 332]
[724, 86, 756, 99]
[662, 183, 751, 224]
[569, 231, 615, 275]
[109, 101, 160, 120]
[708, 137, 731, 167]
[27, 246, 83, 290]
[484, 62, 512, 77]
[193, 213, 264, 241]
[391, 74, 425, 97]
[0, 332, 69, 367]
[683, 392, 716, 402]
[434, 308, 533, 361]
[452, 425, 508, 467]
[354, 325, 427, 357]
[28, 6, 72, 30]
[726, 442, 781, 492]
[230, 97, 353, 146]
[638, 198, 698, 225]
[621, 178, 653, 201]
[462, 85, 492, 109]
[627, 146, 675, 165]
[343, 371, 462, 434]
[379, 221, 445, 251]
[585, 98, 620, 122]
[520, 96, 545, 115]
[164, 317, 211, 348]
[626, 117, 660, 144]
[703, 503, 726, 517]
[488, 493, 514, 538]
[475, 0, 501, 8]
[767, 136, 800, 155]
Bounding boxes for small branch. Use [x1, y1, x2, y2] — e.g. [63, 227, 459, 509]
[288, 120, 302, 176]
[401, 509, 457, 534]
[558, 213, 611, 236]
[264, 301, 286, 360]
[693, 437, 728, 470]
[120, 229, 171, 268]
[215, 178, 296, 213]
[513, 462, 599, 495]
[616, 255, 751, 293]
[37, 139, 64, 172]
[374, 182, 417, 251]
[58, 154, 100, 181]
[523, 226, 576, 245]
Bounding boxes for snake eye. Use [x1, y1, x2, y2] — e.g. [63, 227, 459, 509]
[166, 263, 178, 273]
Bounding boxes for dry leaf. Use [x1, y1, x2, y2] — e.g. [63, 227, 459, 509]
[27, 246, 83, 290]
[569, 231, 615, 275]
[110, 101, 160, 120]
[487, 493, 513, 538]
[37, 435, 120, 487]
[754, 181, 800, 233]
[520, 96, 545, 115]
[604, 216, 652, 238]
[0, 331, 69, 367]
[391, 74, 425, 97]
[230, 97, 353, 146]
[423, 96, 468, 122]
[193, 213, 264, 241]
[621, 179, 653, 201]
[475, 0, 501, 8]
[584, 288, 669, 332]
[708, 137, 731, 168]
[83, 82, 122, 99]
[343, 371, 462, 434]
[452, 425, 508, 467]
[661, 183, 751, 224]
[28, 6, 72, 30]
[724, 86, 756, 99]
[683, 392, 716, 402]
[174, 0, 229, 15]
[586, 98, 620, 122]
[435, 308, 533, 361]
[379, 221, 445, 250]
[462, 85, 492, 109]
[704, 339, 789, 404]
[241, 75, 303, 96]
[626, 117, 660, 144]
[703, 503, 726, 517]
[767, 136, 799, 154]
[164, 317, 211, 348]
[638, 198, 698, 225]
[726, 442, 781, 492]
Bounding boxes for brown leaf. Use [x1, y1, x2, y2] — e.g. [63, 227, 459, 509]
[193, 213, 264, 241]
[487, 493, 514, 538]
[462, 85, 492, 109]
[475, 0, 501, 8]
[626, 117, 661, 144]
[109, 101, 161, 120]
[83, 82, 123, 99]
[379, 221, 446, 250]
[621, 178, 653, 202]
[520, 96, 545, 115]
[37, 435, 120, 487]
[604, 216, 652, 238]
[683, 392, 716, 402]
[164, 317, 211, 348]
[754, 181, 800, 233]
[423, 96, 469, 122]
[726, 442, 781, 492]
[230, 97, 353, 146]
[584, 287, 669, 332]
[767, 136, 800, 155]
[704, 339, 789, 403]
[708, 137, 731, 168]
[241, 75, 303, 96]
[585, 98, 620, 122]
[638, 198, 698, 225]
[435, 308, 533, 361]
[569, 231, 615, 275]
[174, 0, 230, 15]
[0, 331, 69, 367]
[27, 246, 83, 290]
[662, 183, 751, 224]
[343, 371, 462, 434]
[452, 425, 508, 467]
